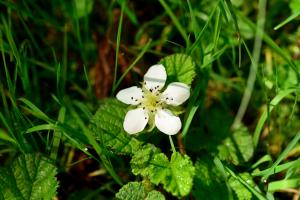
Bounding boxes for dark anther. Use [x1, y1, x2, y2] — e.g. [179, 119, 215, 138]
[131, 97, 134, 100]
[143, 107, 145, 110]
[144, 117, 147, 119]
[142, 95, 144, 98]
[150, 89, 153, 92]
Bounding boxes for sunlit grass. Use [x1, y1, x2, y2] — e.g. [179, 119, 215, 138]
[0, 0, 299, 199]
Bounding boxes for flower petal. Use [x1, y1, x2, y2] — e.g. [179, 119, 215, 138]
[144, 64, 167, 91]
[116, 86, 143, 105]
[161, 82, 190, 106]
[155, 109, 181, 135]
[123, 108, 148, 134]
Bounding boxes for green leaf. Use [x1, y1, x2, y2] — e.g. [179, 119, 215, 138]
[289, 0, 300, 14]
[115, 181, 165, 200]
[193, 156, 229, 200]
[131, 145, 195, 197]
[159, 54, 196, 85]
[146, 191, 165, 200]
[90, 99, 142, 155]
[117, 0, 139, 26]
[228, 173, 255, 200]
[0, 153, 58, 200]
[185, 106, 233, 152]
[167, 152, 195, 196]
[131, 144, 163, 177]
[74, 0, 93, 18]
[116, 182, 146, 200]
[217, 126, 254, 165]
[268, 178, 300, 192]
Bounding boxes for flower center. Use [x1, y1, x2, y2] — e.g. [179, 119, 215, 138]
[140, 88, 161, 113]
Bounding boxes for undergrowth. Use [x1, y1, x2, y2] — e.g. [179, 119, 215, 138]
[0, 0, 299, 199]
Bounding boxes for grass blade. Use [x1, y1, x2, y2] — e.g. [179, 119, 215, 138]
[112, 0, 125, 94]
[112, 39, 152, 94]
[268, 178, 300, 192]
[253, 88, 299, 148]
[158, 0, 189, 46]
[274, 10, 300, 30]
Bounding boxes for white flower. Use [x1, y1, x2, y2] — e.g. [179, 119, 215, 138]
[116, 64, 190, 135]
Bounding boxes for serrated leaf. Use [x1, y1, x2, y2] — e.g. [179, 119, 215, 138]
[116, 182, 146, 200]
[131, 145, 195, 197]
[146, 153, 170, 185]
[185, 107, 232, 152]
[167, 152, 195, 196]
[159, 54, 196, 85]
[193, 155, 229, 200]
[90, 99, 142, 155]
[218, 126, 254, 165]
[0, 153, 58, 200]
[146, 190, 165, 200]
[229, 173, 254, 200]
[131, 144, 163, 176]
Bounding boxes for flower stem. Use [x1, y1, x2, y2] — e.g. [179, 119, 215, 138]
[169, 135, 176, 153]
[177, 133, 185, 154]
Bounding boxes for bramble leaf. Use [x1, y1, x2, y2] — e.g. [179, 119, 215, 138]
[146, 190, 165, 200]
[0, 153, 58, 200]
[229, 173, 255, 200]
[218, 126, 254, 165]
[131, 144, 195, 197]
[90, 99, 142, 155]
[193, 156, 229, 200]
[115, 181, 165, 200]
[160, 54, 196, 85]
[116, 182, 146, 200]
[131, 144, 163, 176]
[167, 152, 195, 196]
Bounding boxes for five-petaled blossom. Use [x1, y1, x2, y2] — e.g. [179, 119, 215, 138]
[116, 64, 190, 135]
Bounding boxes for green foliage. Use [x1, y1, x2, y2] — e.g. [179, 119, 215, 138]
[74, 0, 94, 18]
[0, 153, 58, 200]
[185, 106, 234, 153]
[145, 191, 165, 200]
[167, 152, 195, 196]
[186, 108, 254, 165]
[130, 144, 162, 176]
[159, 54, 196, 85]
[217, 126, 254, 165]
[131, 144, 195, 197]
[194, 156, 256, 200]
[193, 156, 229, 200]
[90, 99, 142, 155]
[289, 0, 300, 14]
[115, 181, 165, 200]
[1, 0, 300, 199]
[116, 182, 146, 200]
[62, 0, 94, 19]
[228, 173, 255, 200]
